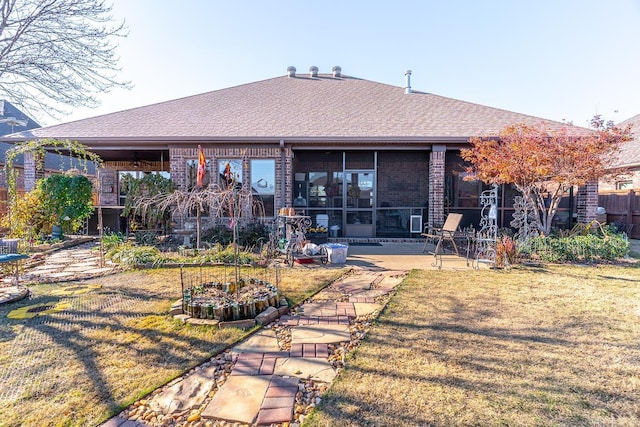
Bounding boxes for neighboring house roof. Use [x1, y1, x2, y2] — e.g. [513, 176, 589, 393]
[0, 100, 40, 136]
[9, 71, 571, 143]
[0, 101, 96, 174]
[611, 114, 640, 169]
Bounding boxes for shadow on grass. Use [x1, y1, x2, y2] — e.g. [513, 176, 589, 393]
[0, 277, 244, 425]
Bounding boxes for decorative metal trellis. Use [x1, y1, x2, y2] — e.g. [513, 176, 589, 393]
[474, 183, 499, 268]
[511, 195, 540, 244]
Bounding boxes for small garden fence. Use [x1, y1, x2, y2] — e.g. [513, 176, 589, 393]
[180, 265, 281, 321]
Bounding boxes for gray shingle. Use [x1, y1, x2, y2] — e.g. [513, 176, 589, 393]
[16, 73, 569, 141]
[612, 114, 640, 168]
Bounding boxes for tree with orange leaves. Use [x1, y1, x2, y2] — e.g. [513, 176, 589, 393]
[461, 116, 632, 236]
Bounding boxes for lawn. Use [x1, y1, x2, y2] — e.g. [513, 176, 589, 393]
[0, 265, 345, 427]
[305, 264, 640, 427]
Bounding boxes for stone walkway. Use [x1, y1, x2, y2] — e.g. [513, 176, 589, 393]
[0, 239, 119, 305]
[20, 240, 118, 284]
[0, 239, 461, 426]
[100, 269, 407, 427]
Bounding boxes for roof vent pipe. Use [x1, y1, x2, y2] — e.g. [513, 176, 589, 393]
[309, 66, 319, 77]
[287, 66, 296, 77]
[332, 65, 342, 77]
[404, 70, 412, 94]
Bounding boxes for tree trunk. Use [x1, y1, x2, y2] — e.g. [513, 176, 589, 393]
[196, 207, 201, 249]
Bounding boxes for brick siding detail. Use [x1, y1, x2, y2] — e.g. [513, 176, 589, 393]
[577, 180, 599, 223]
[169, 145, 286, 227]
[96, 167, 119, 206]
[376, 152, 429, 207]
[23, 151, 45, 191]
[428, 149, 445, 227]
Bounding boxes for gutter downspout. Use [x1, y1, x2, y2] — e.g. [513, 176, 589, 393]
[280, 139, 286, 210]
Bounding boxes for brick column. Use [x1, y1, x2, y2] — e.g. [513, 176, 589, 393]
[428, 146, 446, 228]
[23, 151, 45, 191]
[576, 179, 598, 223]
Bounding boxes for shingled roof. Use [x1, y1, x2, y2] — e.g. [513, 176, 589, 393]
[611, 114, 640, 168]
[13, 72, 568, 142]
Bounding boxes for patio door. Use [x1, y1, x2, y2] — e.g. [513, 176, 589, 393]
[344, 170, 375, 237]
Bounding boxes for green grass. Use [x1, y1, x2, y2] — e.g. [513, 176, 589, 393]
[0, 265, 345, 427]
[305, 264, 640, 427]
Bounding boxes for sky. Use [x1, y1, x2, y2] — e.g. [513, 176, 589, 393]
[52, 0, 640, 128]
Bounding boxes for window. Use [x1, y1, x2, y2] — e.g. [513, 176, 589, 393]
[218, 159, 243, 188]
[454, 173, 482, 207]
[308, 172, 327, 207]
[118, 171, 171, 206]
[616, 180, 633, 190]
[119, 171, 141, 206]
[251, 159, 275, 216]
[186, 159, 210, 190]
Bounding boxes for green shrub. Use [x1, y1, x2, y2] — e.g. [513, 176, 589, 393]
[523, 233, 629, 263]
[133, 230, 159, 246]
[201, 223, 269, 249]
[187, 243, 255, 265]
[0, 187, 49, 239]
[106, 242, 164, 267]
[101, 232, 126, 251]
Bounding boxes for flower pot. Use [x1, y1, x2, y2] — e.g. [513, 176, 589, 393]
[52, 225, 63, 240]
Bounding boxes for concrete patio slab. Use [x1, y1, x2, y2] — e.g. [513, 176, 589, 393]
[274, 357, 337, 383]
[291, 323, 351, 345]
[201, 375, 271, 424]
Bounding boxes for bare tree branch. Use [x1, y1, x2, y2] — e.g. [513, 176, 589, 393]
[0, 0, 130, 120]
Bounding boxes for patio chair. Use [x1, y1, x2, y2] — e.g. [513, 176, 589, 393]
[421, 213, 463, 256]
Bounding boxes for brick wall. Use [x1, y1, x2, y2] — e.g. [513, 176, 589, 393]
[376, 151, 429, 206]
[577, 179, 599, 223]
[170, 145, 290, 225]
[428, 148, 446, 227]
[23, 151, 45, 191]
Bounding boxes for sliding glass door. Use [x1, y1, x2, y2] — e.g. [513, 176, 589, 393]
[345, 170, 375, 237]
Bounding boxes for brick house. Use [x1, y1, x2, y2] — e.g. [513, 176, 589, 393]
[6, 66, 598, 237]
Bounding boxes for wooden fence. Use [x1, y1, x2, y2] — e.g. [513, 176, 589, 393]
[598, 190, 639, 239]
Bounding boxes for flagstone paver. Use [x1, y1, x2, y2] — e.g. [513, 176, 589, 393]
[256, 406, 294, 425]
[47, 271, 76, 278]
[148, 365, 217, 413]
[300, 301, 340, 317]
[274, 357, 337, 383]
[0, 285, 29, 304]
[201, 375, 271, 424]
[231, 353, 280, 376]
[20, 240, 118, 283]
[290, 343, 329, 358]
[97, 259, 411, 426]
[353, 302, 383, 317]
[349, 295, 375, 303]
[356, 288, 392, 298]
[290, 323, 352, 344]
[232, 329, 280, 354]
